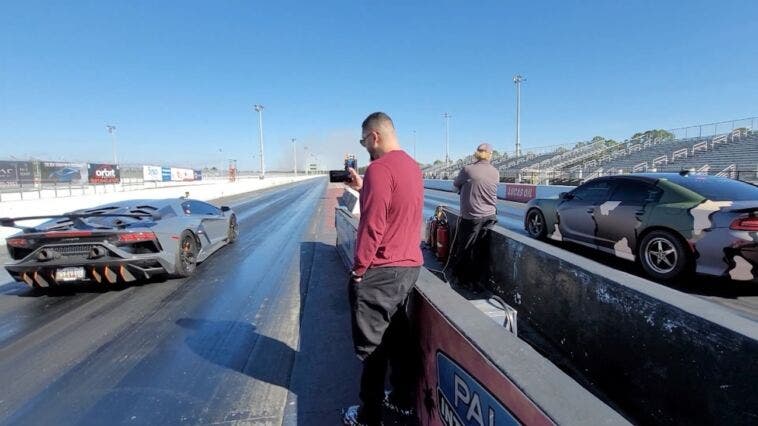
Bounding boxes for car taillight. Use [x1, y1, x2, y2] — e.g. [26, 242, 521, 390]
[7, 238, 29, 248]
[118, 231, 157, 243]
[730, 217, 758, 231]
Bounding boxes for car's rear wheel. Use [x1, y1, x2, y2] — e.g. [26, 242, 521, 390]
[638, 230, 690, 281]
[175, 230, 198, 277]
[525, 209, 547, 239]
[228, 214, 239, 243]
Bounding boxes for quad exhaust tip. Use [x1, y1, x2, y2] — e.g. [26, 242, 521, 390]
[119, 265, 136, 282]
[104, 266, 118, 284]
[91, 267, 102, 284]
[21, 272, 34, 287]
[33, 271, 52, 288]
[19, 265, 143, 287]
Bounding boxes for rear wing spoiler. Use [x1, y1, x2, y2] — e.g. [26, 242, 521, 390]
[0, 212, 161, 232]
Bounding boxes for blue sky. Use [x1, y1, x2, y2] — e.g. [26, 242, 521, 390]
[1, 1, 756, 171]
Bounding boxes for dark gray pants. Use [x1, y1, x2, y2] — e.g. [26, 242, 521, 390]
[348, 266, 420, 423]
[447, 215, 497, 289]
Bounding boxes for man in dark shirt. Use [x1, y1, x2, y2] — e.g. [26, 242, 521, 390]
[447, 143, 499, 291]
[341, 112, 423, 426]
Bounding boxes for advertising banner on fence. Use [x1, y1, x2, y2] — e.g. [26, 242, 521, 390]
[161, 167, 172, 182]
[87, 163, 120, 184]
[413, 291, 549, 425]
[143, 165, 162, 182]
[503, 184, 536, 203]
[40, 162, 86, 184]
[171, 167, 195, 182]
[0, 161, 35, 186]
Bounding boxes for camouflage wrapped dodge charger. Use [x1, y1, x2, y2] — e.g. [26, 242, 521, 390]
[524, 173, 758, 282]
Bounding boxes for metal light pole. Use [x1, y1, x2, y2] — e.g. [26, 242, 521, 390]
[254, 104, 266, 178]
[303, 146, 309, 175]
[106, 125, 117, 164]
[292, 138, 297, 176]
[513, 74, 526, 158]
[442, 113, 451, 165]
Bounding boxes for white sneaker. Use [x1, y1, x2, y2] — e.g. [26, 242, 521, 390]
[341, 405, 382, 426]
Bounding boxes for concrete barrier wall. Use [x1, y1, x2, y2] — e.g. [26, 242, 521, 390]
[423, 179, 575, 203]
[0, 176, 321, 250]
[534, 185, 574, 200]
[440, 206, 758, 425]
[0, 175, 283, 202]
[423, 179, 456, 193]
[339, 188, 360, 216]
[334, 207, 628, 425]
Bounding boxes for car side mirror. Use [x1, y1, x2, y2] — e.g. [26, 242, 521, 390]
[220, 206, 231, 212]
[559, 192, 572, 200]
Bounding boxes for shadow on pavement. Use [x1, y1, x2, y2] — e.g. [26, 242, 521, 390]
[175, 238, 361, 426]
[286, 240, 363, 425]
[176, 318, 295, 390]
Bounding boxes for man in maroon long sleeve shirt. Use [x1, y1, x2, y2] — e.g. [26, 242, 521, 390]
[341, 112, 423, 426]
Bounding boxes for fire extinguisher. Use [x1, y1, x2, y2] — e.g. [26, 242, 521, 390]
[427, 206, 446, 255]
[427, 215, 439, 255]
[436, 219, 450, 261]
[426, 215, 436, 248]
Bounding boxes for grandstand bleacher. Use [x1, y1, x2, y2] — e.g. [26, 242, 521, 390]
[561, 127, 756, 184]
[420, 119, 757, 185]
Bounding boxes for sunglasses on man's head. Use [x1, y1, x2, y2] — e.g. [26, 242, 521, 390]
[359, 131, 375, 147]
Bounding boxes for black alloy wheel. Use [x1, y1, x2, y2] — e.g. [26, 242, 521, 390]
[175, 230, 198, 277]
[228, 214, 239, 243]
[526, 209, 547, 239]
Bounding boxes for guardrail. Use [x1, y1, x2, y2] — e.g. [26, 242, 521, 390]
[671, 148, 688, 161]
[652, 155, 668, 167]
[668, 117, 755, 140]
[0, 179, 162, 202]
[0, 175, 292, 202]
[632, 162, 647, 172]
[423, 179, 574, 203]
[692, 141, 708, 155]
[717, 164, 737, 178]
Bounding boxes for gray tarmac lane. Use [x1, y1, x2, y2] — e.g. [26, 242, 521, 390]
[282, 183, 363, 425]
[0, 178, 330, 425]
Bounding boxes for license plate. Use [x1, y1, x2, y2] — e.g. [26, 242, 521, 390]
[55, 267, 86, 282]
